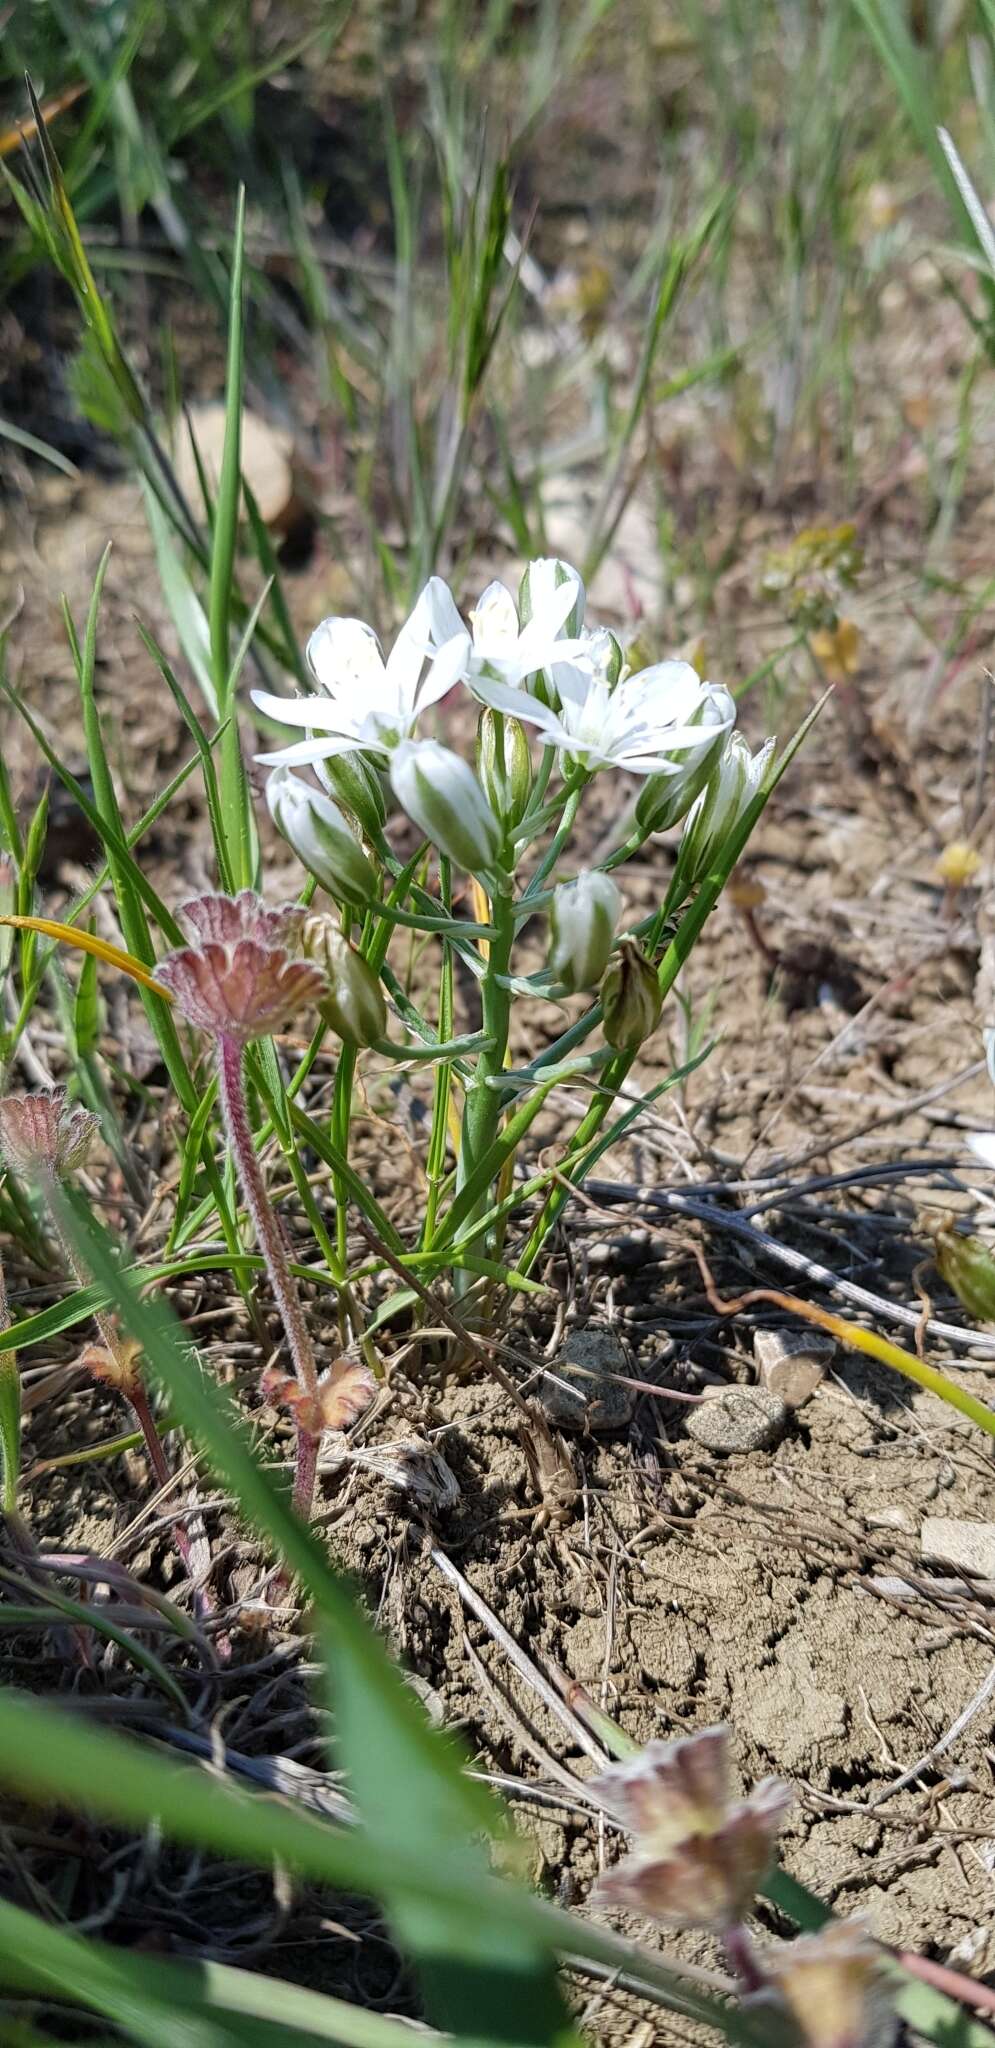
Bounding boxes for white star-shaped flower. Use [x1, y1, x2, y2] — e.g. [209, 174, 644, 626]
[252, 579, 469, 769]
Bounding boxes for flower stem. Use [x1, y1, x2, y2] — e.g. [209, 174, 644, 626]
[455, 876, 516, 1262]
[217, 1031, 320, 1520]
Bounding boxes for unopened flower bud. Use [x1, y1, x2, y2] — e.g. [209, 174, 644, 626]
[601, 938, 662, 1052]
[389, 739, 500, 876]
[518, 556, 585, 636]
[673, 732, 775, 897]
[475, 708, 533, 828]
[752, 1919, 896, 2048]
[317, 748, 387, 839]
[934, 1225, 995, 1325]
[0, 1088, 100, 1180]
[591, 1725, 790, 1932]
[302, 914, 387, 1048]
[266, 767, 376, 906]
[635, 688, 734, 837]
[548, 870, 620, 993]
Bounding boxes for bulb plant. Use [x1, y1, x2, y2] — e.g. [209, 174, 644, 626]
[252, 555, 791, 1311]
[0, 548, 813, 1539]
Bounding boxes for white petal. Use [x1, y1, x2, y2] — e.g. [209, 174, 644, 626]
[471, 675, 561, 730]
[968, 1131, 995, 1169]
[307, 617, 385, 691]
[419, 576, 467, 649]
[526, 557, 585, 628]
[251, 688, 353, 733]
[471, 582, 520, 654]
[416, 631, 472, 710]
[255, 735, 366, 768]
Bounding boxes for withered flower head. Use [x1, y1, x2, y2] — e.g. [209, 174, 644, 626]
[591, 1725, 790, 1931]
[178, 889, 306, 951]
[158, 891, 327, 1045]
[754, 1920, 897, 2048]
[79, 1337, 143, 1398]
[261, 1356, 376, 1439]
[0, 1088, 100, 1180]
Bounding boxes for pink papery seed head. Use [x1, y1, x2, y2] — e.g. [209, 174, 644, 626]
[177, 889, 306, 952]
[0, 1088, 100, 1179]
[157, 938, 327, 1044]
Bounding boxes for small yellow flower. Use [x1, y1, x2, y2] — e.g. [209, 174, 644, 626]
[810, 618, 861, 682]
[936, 841, 981, 889]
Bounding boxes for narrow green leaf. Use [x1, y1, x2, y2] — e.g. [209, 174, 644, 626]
[211, 185, 255, 891]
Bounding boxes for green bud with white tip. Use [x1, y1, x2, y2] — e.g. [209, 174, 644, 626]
[390, 739, 501, 877]
[316, 749, 387, 840]
[302, 914, 387, 1048]
[548, 870, 620, 993]
[635, 687, 735, 838]
[671, 732, 776, 900]
[267, 767, 377, 907]
[476, 708, 533, 829]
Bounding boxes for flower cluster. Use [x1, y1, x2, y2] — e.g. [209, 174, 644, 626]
[254, 558, 737, 804]
[255, 556, 775, 1053]
[592, 1726, 897, 2048]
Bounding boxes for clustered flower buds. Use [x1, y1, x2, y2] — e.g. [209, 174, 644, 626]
[671, 732, 776, 902]
[475, 707, 533, 829]
[591, 1724, 790, 1930]
[548, 870, 620, 993]
[0, 1088, 100, 1180]
[157, 890, 328, 1045]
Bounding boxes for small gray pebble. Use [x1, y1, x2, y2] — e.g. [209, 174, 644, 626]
[538, 1328, 635, 1431]
[685, 1386, 788, 1454]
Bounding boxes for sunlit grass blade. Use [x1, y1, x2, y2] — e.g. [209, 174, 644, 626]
[211, 184, 256, 891]
[0, 1892, 572, 2048]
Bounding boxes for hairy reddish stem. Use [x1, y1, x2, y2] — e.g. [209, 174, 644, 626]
[217, 1031, 320, 1521]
